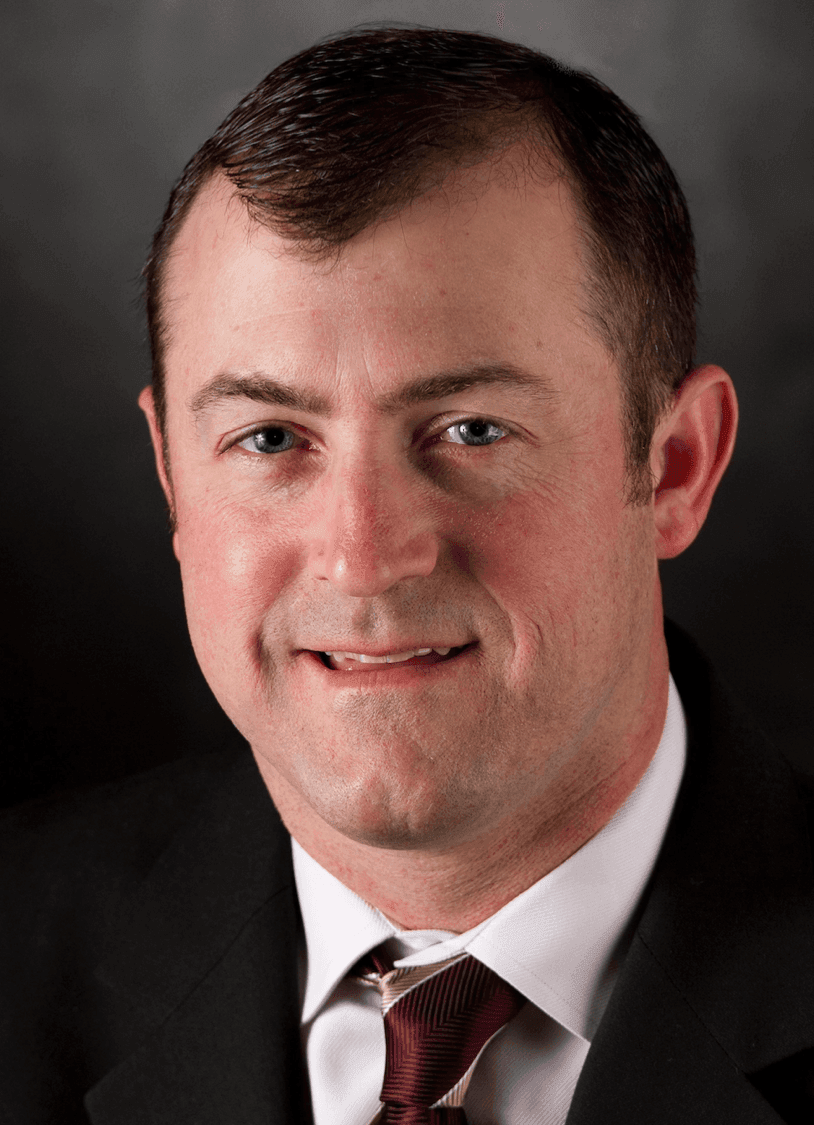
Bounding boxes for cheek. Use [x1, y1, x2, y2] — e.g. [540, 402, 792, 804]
[175, 496, 300, 676]
[474, 484, 607, 603]
[472, 466, 646, 665]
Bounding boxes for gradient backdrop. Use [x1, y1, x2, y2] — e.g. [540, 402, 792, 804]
[2, 0, 812, 805]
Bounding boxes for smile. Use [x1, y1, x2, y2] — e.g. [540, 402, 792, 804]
[317, 645, 470, 671]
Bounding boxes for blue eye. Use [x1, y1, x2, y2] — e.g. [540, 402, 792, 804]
[445, 420, 506, 446]
[238, 427, 297, 454]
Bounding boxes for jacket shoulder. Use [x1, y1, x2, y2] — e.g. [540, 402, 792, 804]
[0, 746, 252, 982]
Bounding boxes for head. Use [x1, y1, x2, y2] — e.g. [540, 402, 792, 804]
[139, 28, 736, 866]
[144, 26, 698, 508]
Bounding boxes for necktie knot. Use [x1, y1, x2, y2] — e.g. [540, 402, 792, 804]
[358, 946, 524, 1124]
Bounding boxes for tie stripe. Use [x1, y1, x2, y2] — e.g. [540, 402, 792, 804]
[356, 946, 524, 1124]
[366, 951, 470, 1014]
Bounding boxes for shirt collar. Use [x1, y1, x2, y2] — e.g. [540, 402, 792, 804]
[294, 675, 686, 1038]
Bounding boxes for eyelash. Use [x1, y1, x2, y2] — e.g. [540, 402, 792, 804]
[230, 418, 510, 456]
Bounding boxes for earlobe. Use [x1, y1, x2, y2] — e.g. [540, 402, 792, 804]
[652, 365, 738, 559]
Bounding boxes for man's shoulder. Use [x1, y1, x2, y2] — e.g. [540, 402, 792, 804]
[571, 623, 814, 1125]
[0, 743, 300, 1122]
[1, 742, 252, 864]
[0, 744, 258, 965]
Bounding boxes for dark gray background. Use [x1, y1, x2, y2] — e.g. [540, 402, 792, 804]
[2, 0, 812, 805]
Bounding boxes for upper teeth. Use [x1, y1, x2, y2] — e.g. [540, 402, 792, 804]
[325, 647, 452, 663]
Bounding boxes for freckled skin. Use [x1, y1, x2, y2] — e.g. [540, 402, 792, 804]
[141, 155, 736, 930]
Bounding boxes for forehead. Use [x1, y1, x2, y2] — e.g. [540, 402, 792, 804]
[160, 157, 608, 407]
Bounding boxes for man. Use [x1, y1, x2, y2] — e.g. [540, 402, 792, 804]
[1, 25, 812, 1125]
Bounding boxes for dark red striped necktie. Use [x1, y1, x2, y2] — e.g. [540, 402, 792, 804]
[356, 946, 525, 1124]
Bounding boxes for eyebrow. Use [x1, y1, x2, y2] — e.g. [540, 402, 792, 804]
[190, 373, 331, 418]
[189, 362, 554, 419]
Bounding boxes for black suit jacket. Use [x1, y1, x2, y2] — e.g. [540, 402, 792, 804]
[1, 622, 813, 1123]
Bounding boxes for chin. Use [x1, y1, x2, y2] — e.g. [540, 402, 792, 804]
[298, 767, 481, 852]
[325, 813, 465, 852]
[249, 706, 508, 852]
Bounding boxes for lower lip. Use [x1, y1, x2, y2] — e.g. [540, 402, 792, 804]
[298, 645, 477, 687]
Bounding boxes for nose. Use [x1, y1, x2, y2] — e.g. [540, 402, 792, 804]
[307, 459, 440, 597]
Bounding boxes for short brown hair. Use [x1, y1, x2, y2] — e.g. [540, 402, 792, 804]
[144, 26, 696, 502]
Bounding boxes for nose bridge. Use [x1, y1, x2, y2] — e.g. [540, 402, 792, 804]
[309, 441, 439, 596]
[342, 453, 393, 542]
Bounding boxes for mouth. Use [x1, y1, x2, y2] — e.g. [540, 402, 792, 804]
[315, 644, 473, 672]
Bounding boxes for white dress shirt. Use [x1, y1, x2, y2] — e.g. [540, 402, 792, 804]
[295, 675, 686, 1125]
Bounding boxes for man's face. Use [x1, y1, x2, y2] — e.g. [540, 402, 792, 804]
[150, 161, 662, 854]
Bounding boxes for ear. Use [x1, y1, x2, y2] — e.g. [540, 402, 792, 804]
[138, 385, 180, 557]
[651, 364, 738, 559]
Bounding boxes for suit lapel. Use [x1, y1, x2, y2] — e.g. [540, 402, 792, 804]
[568, 623, 814, 1123]
[567, 936, 788, 1124]
[85, 749, 312, 1124]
